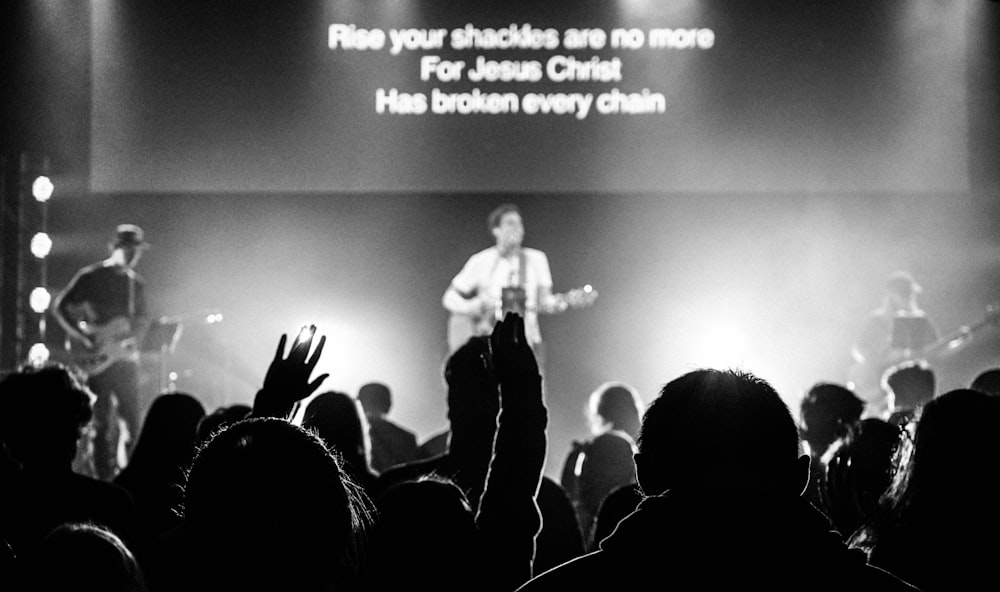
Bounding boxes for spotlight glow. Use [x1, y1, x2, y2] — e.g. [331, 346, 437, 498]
[32, 176, 54, 202]
[28, 343, 50, 366]
[29, 287, 51, 313]
[30, 232, 53, 258]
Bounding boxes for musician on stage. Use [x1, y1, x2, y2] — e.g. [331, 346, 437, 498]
[443, 204, 562, 369]
[52, 224, 150, 480]
[848, 270, 939, 417]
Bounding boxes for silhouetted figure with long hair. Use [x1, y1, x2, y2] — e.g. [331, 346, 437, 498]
[819, 418, 902, 541]
[376, 329, 583, 576]
[560, 381, 642, 549]
[114, 392, 205, 561]
[0, 363, 135, 560]
[302, 390, 379, 496]
[517, 369, 919, 591]
[798, 382, 865, 509]
[850, 388, 1000, 591]
[183, 417, 370, 592]
[357, 382, 419, 473]
[12, 522, 146, 592]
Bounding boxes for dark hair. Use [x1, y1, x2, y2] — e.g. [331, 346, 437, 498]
[0, 362, 94, 467]
[487, 203, 521, 231]
[357, 382, 392, 415]
[970, 367, 1000, 396]
[882, 389, 1000, 520]
[14, 522, 147, 592]
[302, 390, 372, 478]
[183, 417, 370, 591]
[638, 369, 800, 490]
[799, 382, 865, 457]
[587, 381, 643, 440]
[884, 362, 935, 409]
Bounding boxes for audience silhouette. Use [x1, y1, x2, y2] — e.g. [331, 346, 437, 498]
[194, 403, 251, 444]
[849, 388, 1000, 592]
[559, 381, 642, 549]
[3, 292, 997, 592]
[798, 382, 865, 509]
[113, 392, 205, 562]
[883, 361, 935, 427]
[357, 382, 419, 473]
[11, 522, 147, 592]
[375, 321, 584, 577]
[0, 363, 136, 561]
[819, 417, 902, 541]
[517, 368, 920, 591]
[302, 390, 380, 496]
[970, 366, 1000, 396]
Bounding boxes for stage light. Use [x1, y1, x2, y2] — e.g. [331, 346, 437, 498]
[30, 232, 52, 258]
[206, 313, 224, 324]
[28, 343, 50, 367]
[29, 287, 51, 313]
[32, 176, 54, 202]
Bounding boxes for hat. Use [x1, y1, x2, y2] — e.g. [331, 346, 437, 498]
[112, 224, 150, 249]
[886, 270, 921, 296]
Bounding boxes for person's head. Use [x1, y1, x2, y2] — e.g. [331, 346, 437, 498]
[195, 403, 251, 444]
[970, 367, 1000, 396]
[883, 389, 1000, 519]
[487, 203, 523, 251]
[302, 391, 372, 476]
[124, 392, 205, 480]
[635, 369, 808, 498]
[357, 382, 392, 418]
[368, 476, 479, 589]
[883, 361, 935, 411]
[586, 381, 643, 440]
[798, 382, 865, 458]
[0, 363, 94, 469]
[183, 417, 370, 591]
[884, 270, 921, 311]
[820, 418, 902, 538]
[108, 224, 150, 269]
[14, 522, 146, 592]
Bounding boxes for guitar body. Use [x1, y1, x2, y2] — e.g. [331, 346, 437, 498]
[446, 285, 598, 353]
[63, 316, 141, 377]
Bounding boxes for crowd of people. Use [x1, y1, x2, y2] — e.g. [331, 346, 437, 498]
[2, 215, 1000, 591]
[1, 308, 998, 591]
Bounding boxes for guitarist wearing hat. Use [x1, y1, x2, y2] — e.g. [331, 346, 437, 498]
[52, 223, 150, 480]
[442, 204, 597, 374]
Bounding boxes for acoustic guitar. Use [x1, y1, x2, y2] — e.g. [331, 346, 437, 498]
[447, 285, 599, 353]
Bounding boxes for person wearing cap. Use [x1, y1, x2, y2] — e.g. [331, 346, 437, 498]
[847, 271, 940, 418]
[52, 224, 151, 481]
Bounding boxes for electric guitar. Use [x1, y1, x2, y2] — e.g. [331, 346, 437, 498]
[447, 285, 598, 353]
[847, 304, 1000, 402]
[61, 316, 142, 377]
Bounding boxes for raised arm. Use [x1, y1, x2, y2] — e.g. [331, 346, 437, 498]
[252, 325, 329, 420]
[477, 312, 547, 590]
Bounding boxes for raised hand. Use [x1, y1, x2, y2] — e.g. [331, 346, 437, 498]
[487, 312, 540, 384]
[253, 324, 329, 419]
